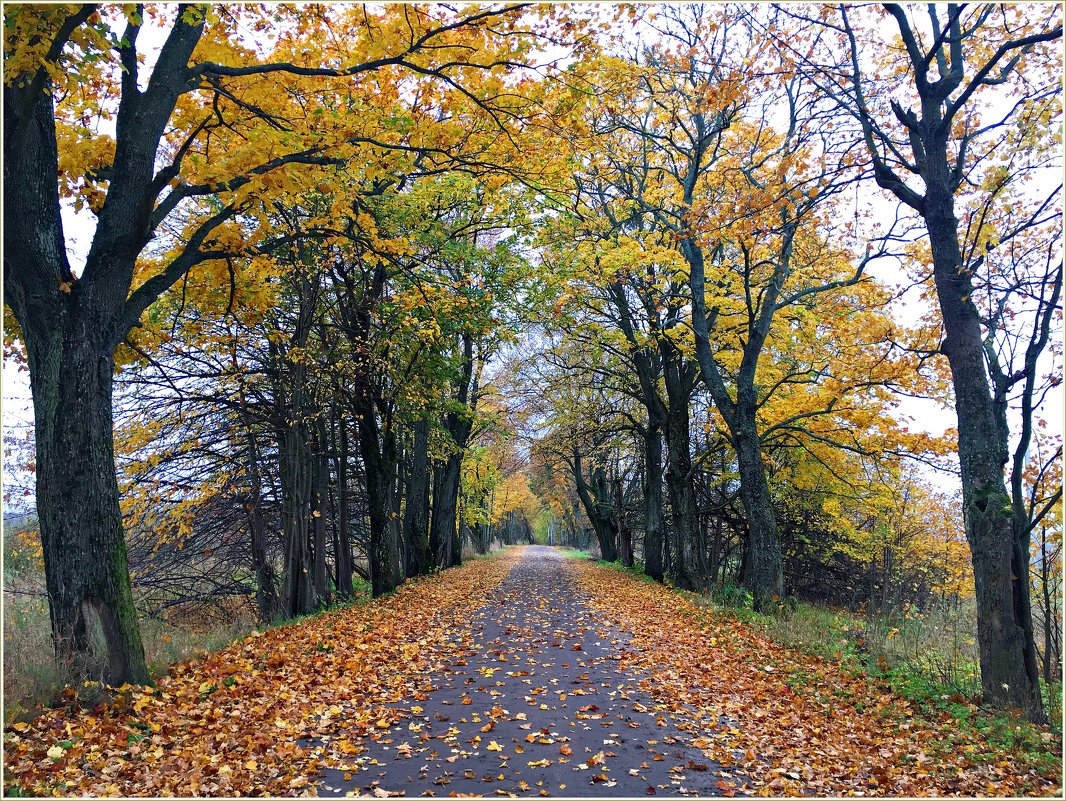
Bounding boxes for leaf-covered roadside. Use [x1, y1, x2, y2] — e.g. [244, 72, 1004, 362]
[570, 559, 1062, 798]
[3, 551, 520, 797]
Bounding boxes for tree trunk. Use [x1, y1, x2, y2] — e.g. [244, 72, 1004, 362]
[278, 418, 315, 617]
[430, 333, 478, 569]
[1039, 526, 1059, 684]
[390, 432, 405, 571]
[925, 186, 1044, 721]
[827, 7, 1060, 720]
[614, 475, 634, 568]
[643, 425, 665, 582]
[28, 331, 150, 686]
[311, 420, 330, 607]
[664, 386, 704, 591]
[6, 58, 156, 687]
[687, 238, 783, 607]
[402, 420, 432, 577]
[356, 408, 402, 597]
[472, 519, 489, 554]
[243, 425, 280, 621]
[572, 450, 618, 562]
[449, 499, 463, 567]
[708, 516, 722, 589]
[733, 416, 784, 612]
[333, 415, 354, 599]
[430, 454, 463, 568]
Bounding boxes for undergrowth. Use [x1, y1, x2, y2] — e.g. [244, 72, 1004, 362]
[2, 574, 378, 724]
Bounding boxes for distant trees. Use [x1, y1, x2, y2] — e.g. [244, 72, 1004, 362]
[112, 167, 537, 629]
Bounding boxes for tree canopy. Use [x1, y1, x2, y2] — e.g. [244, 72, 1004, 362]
[2, 2, 1061, 726]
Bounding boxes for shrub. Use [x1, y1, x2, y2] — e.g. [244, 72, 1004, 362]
[711, 582, 752, 609]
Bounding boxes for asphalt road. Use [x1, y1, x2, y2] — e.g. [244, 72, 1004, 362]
[315, 547, 741, 798]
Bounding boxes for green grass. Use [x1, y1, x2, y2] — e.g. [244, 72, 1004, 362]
[882, 665, 1061, 773]
[696, 591, 1062, 775]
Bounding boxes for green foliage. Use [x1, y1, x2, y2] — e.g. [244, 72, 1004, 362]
[710, 582, 753, 610]
[884, 666, 1061, 774]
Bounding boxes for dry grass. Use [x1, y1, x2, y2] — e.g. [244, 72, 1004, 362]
[3, 589, 255, 724]
[704, 593, 984, 694]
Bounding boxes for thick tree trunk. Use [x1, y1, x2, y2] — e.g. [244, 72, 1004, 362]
[28, 330, 150, 686]
[925, 188, 1044, 721]
[430, 334, 477, 569]
[830, 8, 1060, 720]
[430, 454, 463, 568]
[686, 238, 783, 606]
[5, 47, 161, 687]
[642, 425, 665, 582]
[402, 420, 432, 577]
[664, 388, 705, 591]
[733, 413, 784, 612]
[278, 420, 315, 617]
[471, 518, 489, 554]
[356, 411, 402, 597]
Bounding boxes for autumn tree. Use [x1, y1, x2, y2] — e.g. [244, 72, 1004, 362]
[2, 2, 595, 684]
[774, 1, 1062, 720]
[558, 6, 906, 610]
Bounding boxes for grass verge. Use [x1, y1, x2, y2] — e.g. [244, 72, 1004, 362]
[697, 591, 1062, 777]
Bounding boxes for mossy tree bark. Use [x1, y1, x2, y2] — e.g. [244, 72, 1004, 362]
[819, 4, 1062, 720]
